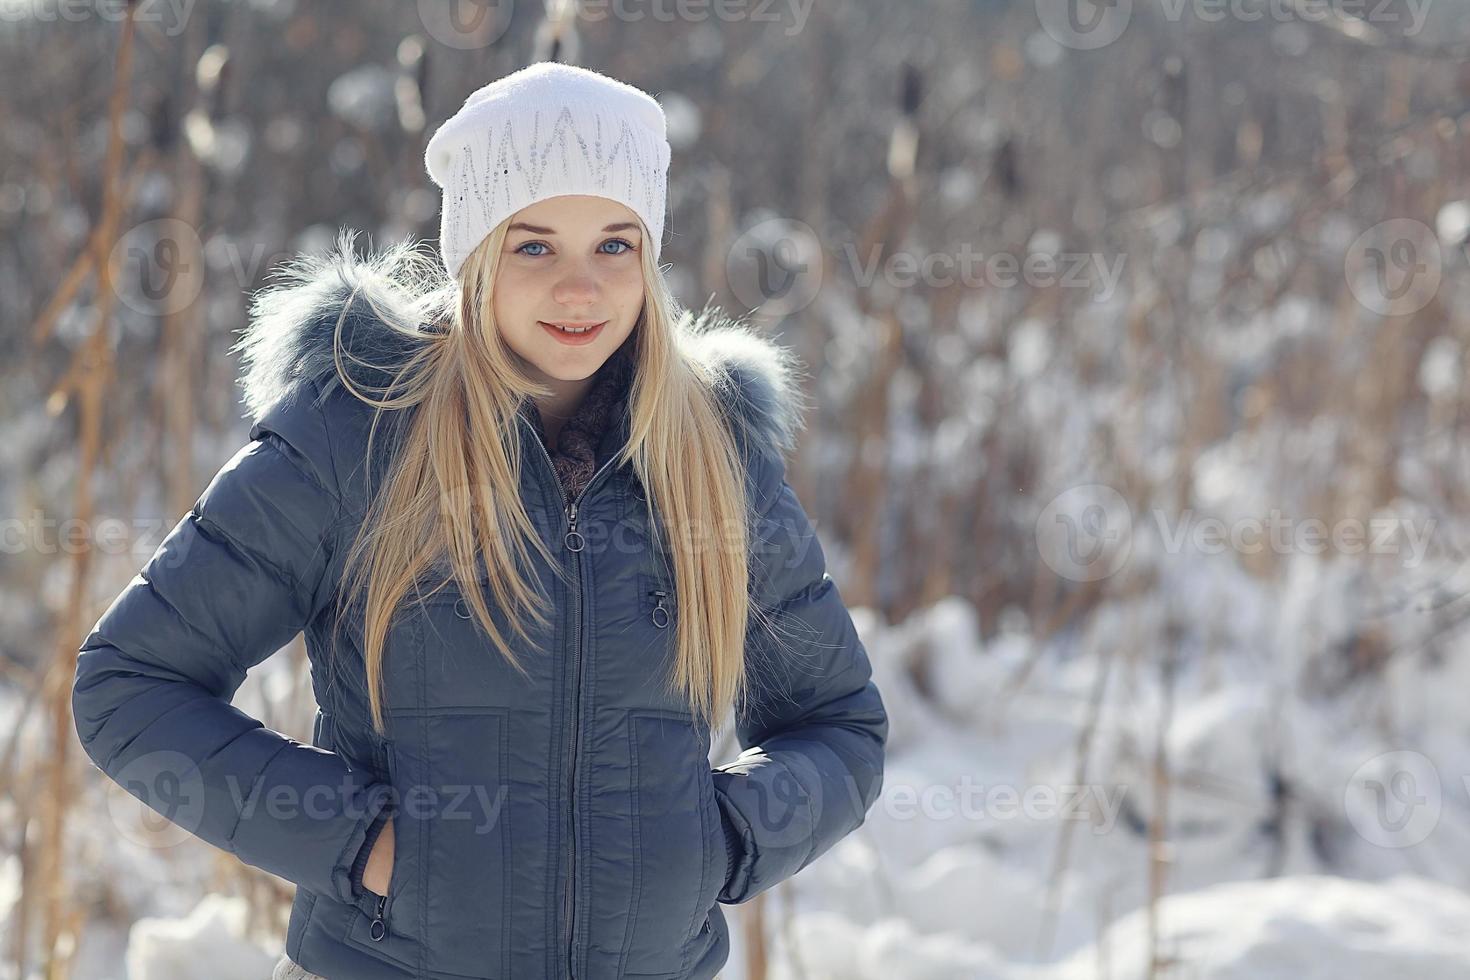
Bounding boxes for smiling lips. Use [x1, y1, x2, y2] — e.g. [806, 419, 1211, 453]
[539, 320, 608, 346]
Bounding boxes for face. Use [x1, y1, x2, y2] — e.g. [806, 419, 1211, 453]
[492, 194, 645, 390]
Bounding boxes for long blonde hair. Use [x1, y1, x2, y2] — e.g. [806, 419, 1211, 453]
[324, 216, 754, 738]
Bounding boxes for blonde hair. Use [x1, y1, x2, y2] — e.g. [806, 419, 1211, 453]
[324, 215, 754, 738]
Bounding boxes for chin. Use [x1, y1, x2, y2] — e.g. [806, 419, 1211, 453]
[537, 362, 599, 382]
[530, 347, 606, 377]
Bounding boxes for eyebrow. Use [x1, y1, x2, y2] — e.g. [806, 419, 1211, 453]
[507, 221, 641, 235]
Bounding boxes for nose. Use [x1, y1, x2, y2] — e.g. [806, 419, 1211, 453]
[552, 262, 600, 307]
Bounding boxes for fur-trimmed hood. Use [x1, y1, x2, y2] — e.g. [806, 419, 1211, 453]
[229, 229, 807, 466]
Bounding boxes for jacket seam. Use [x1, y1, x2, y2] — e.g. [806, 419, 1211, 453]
[98, 688, 213, 772]
[223, 737, 293, 851]
[136, 566, 252, 680]
[759, 571, 833, 618]
[307, 380, 346, 630]
[190, 506, 307, 602]
[257, 377, 344, 617]
[256, 377, 343, 508]
[307, 377, 344, 517]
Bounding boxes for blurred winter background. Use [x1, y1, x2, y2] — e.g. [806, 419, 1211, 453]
[6, 0, 1470, 977]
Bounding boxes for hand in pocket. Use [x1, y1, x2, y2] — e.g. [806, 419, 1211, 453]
[363, 817, 395, 898]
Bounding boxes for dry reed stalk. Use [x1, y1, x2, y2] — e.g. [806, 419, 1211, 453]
[36, 8, 137, 979]
[1144, 640, 1178, 980]
[743, 890, 768, 980]
[1034, 633, 1119, 959]
[843, 63, 920, 610]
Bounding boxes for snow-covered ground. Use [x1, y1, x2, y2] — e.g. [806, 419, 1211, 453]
[715, 583, 1470, 979]
[34, 572, 1470, 979]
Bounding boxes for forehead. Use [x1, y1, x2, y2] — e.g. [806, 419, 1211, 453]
[508, 194, 640, 232]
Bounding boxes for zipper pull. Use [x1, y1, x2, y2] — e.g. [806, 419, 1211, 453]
[565, 500, 585, 552]
[370, 894, 388, 941]
[650, 590, 671, 628]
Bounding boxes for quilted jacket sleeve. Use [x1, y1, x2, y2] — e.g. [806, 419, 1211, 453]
[711, 459, 889, 904]
[71, 380, 393, 906]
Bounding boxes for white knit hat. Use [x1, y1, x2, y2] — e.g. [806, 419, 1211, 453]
[424, 62, 671, 279]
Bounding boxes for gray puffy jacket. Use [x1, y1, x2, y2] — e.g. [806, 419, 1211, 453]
[71, 244, 888, 979]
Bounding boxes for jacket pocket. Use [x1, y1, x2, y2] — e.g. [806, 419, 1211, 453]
[698, 766, 728, 918]
[625, 709, 711, 975]
[639, 572, 677, 631]
[410, 568, 549, 713]
[344, 740, 423, 971]
[390, 707, 512, 978]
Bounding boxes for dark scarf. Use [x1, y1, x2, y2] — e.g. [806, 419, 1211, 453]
[520, 340, 635, 500]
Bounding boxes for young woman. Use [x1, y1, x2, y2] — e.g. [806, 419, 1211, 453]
[72, 63, 887, 980]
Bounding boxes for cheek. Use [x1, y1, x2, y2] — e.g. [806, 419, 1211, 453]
[492, 266, 542, 320]
[606, 264, 645, 306]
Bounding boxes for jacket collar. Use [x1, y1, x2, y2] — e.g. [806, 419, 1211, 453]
[232, 230, 804, 470]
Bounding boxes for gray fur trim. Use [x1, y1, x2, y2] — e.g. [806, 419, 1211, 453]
[678, 304, 808, 463]
[231, 228, 458, 420]
[232, 229, 807, 464]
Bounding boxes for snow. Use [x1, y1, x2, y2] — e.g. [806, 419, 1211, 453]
[1047, 875, 1470, 980]
[1435, 201, 1470, 247]
[124, 896, 278, 980]
[727, 582, 1470, 979]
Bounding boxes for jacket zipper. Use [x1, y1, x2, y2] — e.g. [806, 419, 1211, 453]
[519, 415, 620, 980]
[367, 737, 398, 941]
[369, 893, 387, 940]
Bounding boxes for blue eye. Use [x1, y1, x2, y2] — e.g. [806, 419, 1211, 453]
[513, 239, 638, 257]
